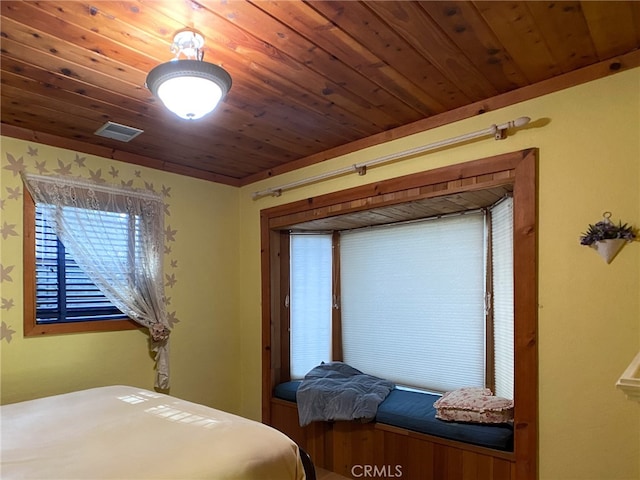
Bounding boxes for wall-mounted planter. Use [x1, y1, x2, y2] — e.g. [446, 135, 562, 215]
[580, 212, 636, 264]
[591, 238, 627, 264]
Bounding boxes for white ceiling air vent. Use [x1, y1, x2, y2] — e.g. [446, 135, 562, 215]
[94, 121, 144, 142]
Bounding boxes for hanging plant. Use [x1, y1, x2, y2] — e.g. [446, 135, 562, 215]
[580, 212, 636, 245]
[580, 212, 636, 263]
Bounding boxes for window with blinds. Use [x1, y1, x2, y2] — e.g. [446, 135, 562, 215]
[289, 233, 333, 378]
[35, 204, 128, 323]
[491, 197, 514, 399]
[340, 213, 486, 394]
[288, 198, 514, 397]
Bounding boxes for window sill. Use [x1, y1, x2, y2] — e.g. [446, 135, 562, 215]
[24, 318, 141, 336]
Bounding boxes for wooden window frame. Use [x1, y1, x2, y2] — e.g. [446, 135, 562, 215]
[23, 189, 140, 336]
[261, 149, 538, 479]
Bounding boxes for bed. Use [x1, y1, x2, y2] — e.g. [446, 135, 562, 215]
[1, 385, 308, 479]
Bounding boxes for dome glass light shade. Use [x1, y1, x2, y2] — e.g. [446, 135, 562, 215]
[146, 59, 232, 120]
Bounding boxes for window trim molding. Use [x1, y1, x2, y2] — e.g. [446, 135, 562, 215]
[261, 149, 537, 479]
[23, 189, 140, 336]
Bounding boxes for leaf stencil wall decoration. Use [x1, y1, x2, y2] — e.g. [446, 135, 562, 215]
[0, 140, 184, 346]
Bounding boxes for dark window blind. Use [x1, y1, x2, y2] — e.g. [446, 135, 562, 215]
[35, 205, 127, 323]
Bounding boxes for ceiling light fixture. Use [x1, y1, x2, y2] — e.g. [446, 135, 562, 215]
[146, 29, 232, 120]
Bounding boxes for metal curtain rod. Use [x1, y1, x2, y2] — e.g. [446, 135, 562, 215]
[252, 116, 531, 200]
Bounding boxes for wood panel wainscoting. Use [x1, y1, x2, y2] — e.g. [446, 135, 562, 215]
[260, 149, 538, 479]
[271, 398, 515, 480]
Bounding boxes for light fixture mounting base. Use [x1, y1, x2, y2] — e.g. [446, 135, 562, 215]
[171, 29, 205, 60]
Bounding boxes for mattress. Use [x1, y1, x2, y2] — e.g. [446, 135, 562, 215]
[1, 385, 305, 479]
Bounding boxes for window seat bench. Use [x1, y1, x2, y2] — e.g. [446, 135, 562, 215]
[274, 380, 513, 452]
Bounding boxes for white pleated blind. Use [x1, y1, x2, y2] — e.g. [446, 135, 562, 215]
[491, 197, 514, 399]
[290, 233, 333, 378]
[340, 214, 486, 393]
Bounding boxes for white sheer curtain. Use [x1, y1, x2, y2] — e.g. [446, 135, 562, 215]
[23, 173, 171, 389]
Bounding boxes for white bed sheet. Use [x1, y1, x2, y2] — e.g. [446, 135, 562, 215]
[1, 385, 305, 480]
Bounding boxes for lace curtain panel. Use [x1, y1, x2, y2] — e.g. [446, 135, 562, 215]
[23, 173, 171, 389]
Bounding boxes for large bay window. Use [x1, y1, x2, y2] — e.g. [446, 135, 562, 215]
[261, 149, 537, 477]
[289, 200, 514, 397]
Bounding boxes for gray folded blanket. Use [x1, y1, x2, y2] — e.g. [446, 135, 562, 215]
[297, 362, 395, 427]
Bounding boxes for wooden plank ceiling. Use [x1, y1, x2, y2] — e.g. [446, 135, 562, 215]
[284, 185, 514, 231]
[2, 1, 639, 186]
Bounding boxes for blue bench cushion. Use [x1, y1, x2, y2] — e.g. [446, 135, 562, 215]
[274, 380, 301, 402]
[376, 389, 513, 451]
[273, 381, 513, 452]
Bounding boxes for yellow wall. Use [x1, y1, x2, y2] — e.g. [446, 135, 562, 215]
[238, 68, 640, 479]
[1, 67, 638, 479]
[0, 139, 243, 413]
